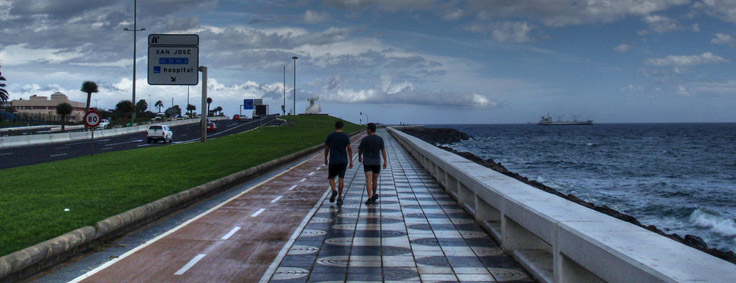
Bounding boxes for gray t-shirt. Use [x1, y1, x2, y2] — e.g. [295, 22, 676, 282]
[359, 135, 385, 166]
[325, 131, 350, 164]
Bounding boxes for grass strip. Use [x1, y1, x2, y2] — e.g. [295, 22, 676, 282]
[0, 115, 362, 256]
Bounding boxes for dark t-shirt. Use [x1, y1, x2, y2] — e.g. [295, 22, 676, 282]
[359, 135, 385, 166]
[325, 131, 351, 164]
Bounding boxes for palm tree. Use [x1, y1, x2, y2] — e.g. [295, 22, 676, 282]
[81, 81, 98, 112]
[206, 97, 212, 115]
[187, 104, 196, 116]
[55, 102, 73, 132]
[0, 65, 8, 103]
[155, 100, 164, 113]
[214, 106, 222, 116]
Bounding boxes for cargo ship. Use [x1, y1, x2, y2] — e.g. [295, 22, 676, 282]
[538, 114, 593, 125]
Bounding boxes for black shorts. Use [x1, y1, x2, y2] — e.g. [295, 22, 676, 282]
[328, 164, 348, 179]
[363, 164, 381, 174]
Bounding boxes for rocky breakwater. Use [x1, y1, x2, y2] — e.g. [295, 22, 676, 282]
[400, 126, 736, 265]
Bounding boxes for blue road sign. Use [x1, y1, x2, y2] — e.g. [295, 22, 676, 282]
[243, 99, 254, 110]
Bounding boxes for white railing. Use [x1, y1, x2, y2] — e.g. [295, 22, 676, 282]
[388, 127, 736, 283]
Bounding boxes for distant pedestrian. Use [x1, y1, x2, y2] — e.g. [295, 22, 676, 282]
[325, 120, 353, 205]
[358, 123, 387, 205]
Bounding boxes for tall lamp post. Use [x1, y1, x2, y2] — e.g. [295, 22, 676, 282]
[292, 56, 298, 115]
[282, 65, 286, 116]
[124, 0, 145, 125]
[361, 111, 369, 124]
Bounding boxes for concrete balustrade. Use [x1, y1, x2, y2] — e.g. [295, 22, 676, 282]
[0, 117, 227, 149]
[388, 127, 736, 283]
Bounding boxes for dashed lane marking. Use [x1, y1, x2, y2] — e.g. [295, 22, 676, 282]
[174, 254, 206, 275]
[288, 185, 297, 191]
[271, 196, 283, 203]
[50, 153, 68, 158]
[221, 227, 241, 240]
[300, 178, 307, 182]
[308, 172, 315, 176]
[251, 208, 266, 217]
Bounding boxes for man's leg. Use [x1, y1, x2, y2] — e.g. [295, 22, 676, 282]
[372, 172, 379, 200]
[338, 177, 344, 198]
[365, 171, 374, 205]
[329, 177, 338, 202]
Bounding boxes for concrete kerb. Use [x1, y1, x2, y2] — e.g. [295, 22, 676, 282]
[0, 129, 360, 282]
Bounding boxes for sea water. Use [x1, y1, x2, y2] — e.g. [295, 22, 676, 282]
[432, 123, 736, 253]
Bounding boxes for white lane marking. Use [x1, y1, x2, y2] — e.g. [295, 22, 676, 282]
[316, 166, 321, 170]
[69, 153, 319, 282]
[137, 144, 153, 147]
[251, 208, 266, 217]
[0, 152, 14, 156]
[259, 189, 331, 283]
[288, 185, 297, 191]
[221, 226, 241, 240]
[105, 139, 143, 147]
[270, 196, 283, 203]
[308, 172, 315, 176]
[174, 254, 206, 275]
[300, 178, 307, 182]
[50, 153, 68, 158]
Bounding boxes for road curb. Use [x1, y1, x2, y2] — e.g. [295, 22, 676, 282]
[0, 130, 359, 282]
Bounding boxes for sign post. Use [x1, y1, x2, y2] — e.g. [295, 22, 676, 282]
[84, 109, 101, 156]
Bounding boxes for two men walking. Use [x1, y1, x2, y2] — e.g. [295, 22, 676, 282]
[324, 121, 386, 206]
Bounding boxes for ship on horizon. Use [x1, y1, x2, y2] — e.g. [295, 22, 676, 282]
[538, 114, 593, 125]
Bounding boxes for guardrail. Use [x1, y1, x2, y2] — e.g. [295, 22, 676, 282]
[0, 117, 228, 149]
[388, 127, 736, 283]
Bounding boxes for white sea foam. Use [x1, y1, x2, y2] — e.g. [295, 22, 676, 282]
[689, 209, 736, 237]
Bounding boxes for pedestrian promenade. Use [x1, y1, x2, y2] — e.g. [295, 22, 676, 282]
[68, 129, 530, 282]
[267, 130, 531, 282]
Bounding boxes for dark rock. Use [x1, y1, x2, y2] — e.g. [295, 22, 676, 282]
[685, 235, 709, 250]
[402, 127, 471, 145]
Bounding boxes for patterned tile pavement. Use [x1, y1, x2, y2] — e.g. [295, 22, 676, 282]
[269, 129, 533, 283]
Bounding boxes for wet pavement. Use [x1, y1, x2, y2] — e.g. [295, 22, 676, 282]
[267, 130, 532, 282]
[56, 129, 529, 282]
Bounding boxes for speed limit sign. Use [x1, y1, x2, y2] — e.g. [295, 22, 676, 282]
[84, 109, 101, 128]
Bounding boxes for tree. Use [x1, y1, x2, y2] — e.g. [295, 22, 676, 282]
[214, 106, 222, 116]
[206, 97, 212, 114]
[0, 65, 8, 103]
[187, 104, 196, 116]
[136, 99, 148, 117]
[115, 100, 135, 121]
[155, 100, 163, 113]
[55, 102, 73, 132]
[80, 81, 98, 113]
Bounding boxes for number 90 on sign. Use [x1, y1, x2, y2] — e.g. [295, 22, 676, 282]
[84, 110, 101, 128]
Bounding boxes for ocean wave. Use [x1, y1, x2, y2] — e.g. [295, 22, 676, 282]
[689, 208, 736, 237]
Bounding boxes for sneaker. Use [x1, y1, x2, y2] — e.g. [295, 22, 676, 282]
[365, 198, 373, 206]
[336, 198, 343, 206]
[372, 194, 379, 201]
[330, 190, 337, 203]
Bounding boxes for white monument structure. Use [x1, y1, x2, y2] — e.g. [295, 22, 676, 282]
[305, 96, 321, 114]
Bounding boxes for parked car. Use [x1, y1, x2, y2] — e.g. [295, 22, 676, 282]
[146, 125, 173, 143]
[152, 113, 166, 121]
[98, 119, 110, 129]
[232, 114, 240, 120]
[207, 121, 217, 132]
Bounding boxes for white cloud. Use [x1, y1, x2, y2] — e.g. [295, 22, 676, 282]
[711, 33, 736, 46]
[641, 14, 678, 33]
[304, 10, 330, 24]
[696, 0, 736, 23]
[323, 0, 435, 11]
[465, 21, 535, 43]
[467, 0, 690, 27]
[621, 84, 644, 92]
[443, 9, 464, 20]
[0, 44, 83, 65]
[320, 75, 497, 107]
[615, 43, 633, 53]
[646, 52, 727, 66]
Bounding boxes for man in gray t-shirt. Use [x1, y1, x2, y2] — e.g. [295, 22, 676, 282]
[325, 121, 353, 205]
[358, 123, 387, 206]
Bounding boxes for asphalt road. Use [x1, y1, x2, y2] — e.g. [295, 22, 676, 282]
[0, 117, 280, 170]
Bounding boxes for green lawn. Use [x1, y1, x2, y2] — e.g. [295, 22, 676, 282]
[0, 115, 362, 257]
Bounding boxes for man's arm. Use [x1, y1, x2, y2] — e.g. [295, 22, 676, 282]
[347, 145, 354, 168]
[324, 146, 330, 165]
[381, 149, 388, 169]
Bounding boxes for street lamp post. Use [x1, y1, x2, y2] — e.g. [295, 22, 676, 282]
[292, 56, 298, 115]
[361, 111, 369, 124]
[283, 65, 286, 116]
[124, 0, 145, 125]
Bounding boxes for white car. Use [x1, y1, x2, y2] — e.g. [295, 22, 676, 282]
[146, 125, 173, 143]
[98, 119, 110, 129]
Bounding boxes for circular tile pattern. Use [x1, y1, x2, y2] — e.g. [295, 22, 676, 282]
[272, 267, 309, 280]
[416, 256, 449, 266]
[472, 247, 504, 257]
[411, 238, 439, 246]
[488, 268, 529, 281]
[310, 217, 334, 223]
[287, 245, 320, 255]
[450, 218, 475, 224]
[316, 256, 349, 267]
[459, 231, 489, 238]
[301, 229, 327, 237]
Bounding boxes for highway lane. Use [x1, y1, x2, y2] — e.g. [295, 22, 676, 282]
[0, 117, 280, 170]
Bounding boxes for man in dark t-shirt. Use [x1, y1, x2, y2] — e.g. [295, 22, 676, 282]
[358, 123, 387, 206]
[324, 121, 353, 205]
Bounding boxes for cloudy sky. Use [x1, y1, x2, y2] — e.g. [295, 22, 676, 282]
[1, 0, 736, 124]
